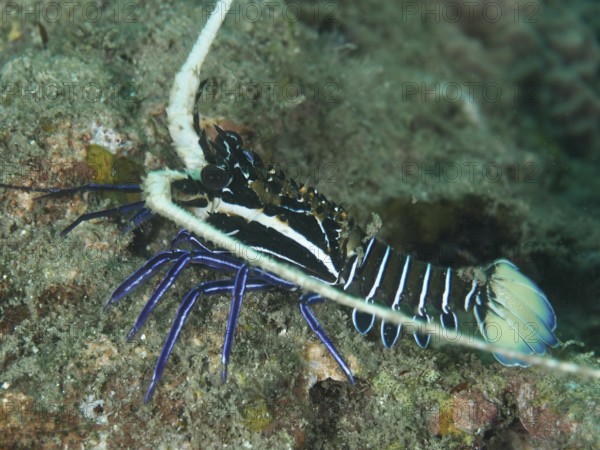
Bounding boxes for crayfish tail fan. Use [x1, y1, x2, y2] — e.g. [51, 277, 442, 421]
[473, 259, 559, 366]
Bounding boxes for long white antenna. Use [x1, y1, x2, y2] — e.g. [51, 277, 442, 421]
[166, 0, 235, 171]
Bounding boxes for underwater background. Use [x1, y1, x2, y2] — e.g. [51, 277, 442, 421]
[1, 0, 599, 448]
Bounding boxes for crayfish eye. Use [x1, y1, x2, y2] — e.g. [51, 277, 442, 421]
[200, 164, 232, 190]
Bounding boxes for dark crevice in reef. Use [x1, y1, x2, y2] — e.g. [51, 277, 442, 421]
[377, 195, 522, 268]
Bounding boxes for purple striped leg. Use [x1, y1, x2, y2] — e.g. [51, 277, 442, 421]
[144, 276, 274, 402]
[299, 293, 355, 384]
[221, 265, 249, 383]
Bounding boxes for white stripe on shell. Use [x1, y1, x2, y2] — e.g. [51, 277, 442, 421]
[442, 268, 451, 313]
[418, 263, 432, 315]
[361, 237, 375, 267]
[343, 256, 360, 290]
[392, 255, 411, 309]
[211, 201, 340, 278]
[366, 246, 390, 301]
[464, 279, 478, 312]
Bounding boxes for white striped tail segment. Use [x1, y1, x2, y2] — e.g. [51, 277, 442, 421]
[341, 238, 559, 365]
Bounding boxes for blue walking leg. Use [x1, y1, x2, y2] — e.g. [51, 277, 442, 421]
[0, 182, 142, 197]
[120, 207, 154, 233]
[60, 200, 147, 236]
[144, 277, 274, 402]
[299, 293, 355, 384]
[108, 248, 245, 309]
[127, 253, 192, 340]
[221, 265, 249, 383]
[107, 251, 186, 307]
[36, 183, 142, 198]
